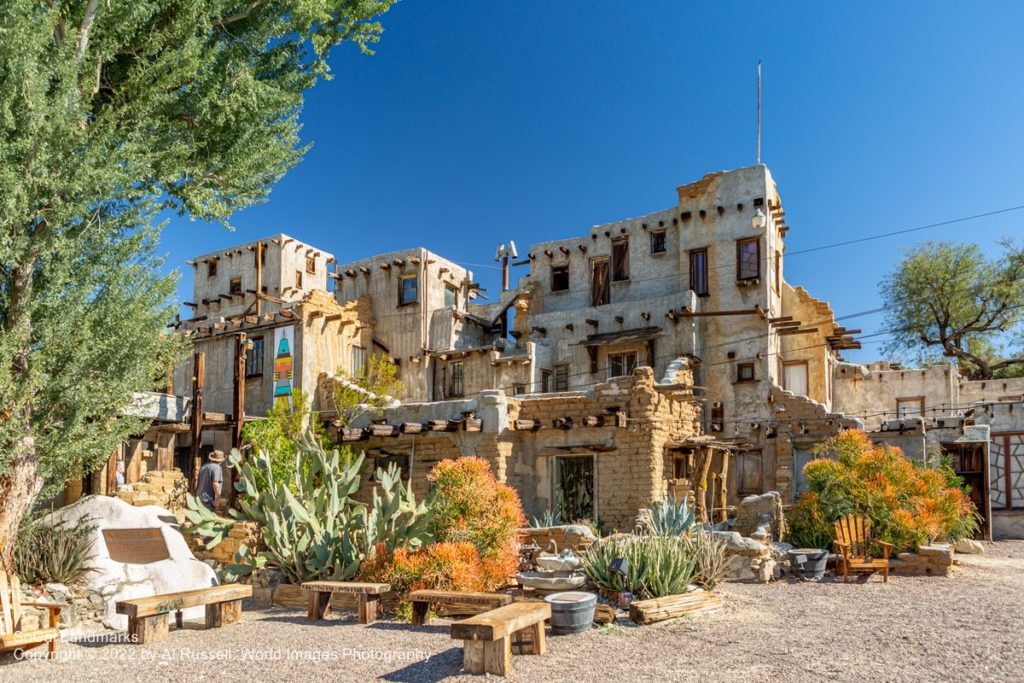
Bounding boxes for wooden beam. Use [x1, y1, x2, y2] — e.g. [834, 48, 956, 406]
[188, 352, 205, 493]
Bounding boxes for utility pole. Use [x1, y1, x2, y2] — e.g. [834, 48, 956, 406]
[756, 60, 762, 164]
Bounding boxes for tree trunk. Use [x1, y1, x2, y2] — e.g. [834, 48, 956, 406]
[0, 436, 42, 574]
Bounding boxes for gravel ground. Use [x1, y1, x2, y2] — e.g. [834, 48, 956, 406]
[5, 541, 1024, 682]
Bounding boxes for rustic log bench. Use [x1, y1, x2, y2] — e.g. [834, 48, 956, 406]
[450, 601, 551, 676]
[301, 581, 391, 625]
[409, 589, 512, 626]
[115, 583, 252, 644]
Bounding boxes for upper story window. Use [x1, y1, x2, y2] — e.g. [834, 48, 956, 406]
[736, 362, 755, 383]
[444, 283, 458, 308]
[295, 270, 303, 289]
[554, 365, 569, 392]
[737, 237, 760, 281]
[399, 274, 418, 306]
[896, 397, 924, 418]
[351, 346, 367, 378]
[689, 249, 709, 297]
[611, 237, 629, 281]
[541, 369, 552, 393]
[449, 361, 464, 397]
[207, 261, 217, 278]
[245, 336, 265, 377]
[774, 250, 781, 291]
[608, 351, 637, 378]
[306, 256, 316, 274]
[591, 258, 610, 306]
[551, 264, 570, 292]
[229, 277, 242, 295]
[650, 230, 667, 254]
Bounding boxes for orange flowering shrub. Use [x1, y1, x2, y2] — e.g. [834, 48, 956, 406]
[427, 457, 526, 589]
[787, 430, 978, 552]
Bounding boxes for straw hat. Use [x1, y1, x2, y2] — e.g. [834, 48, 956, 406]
[208, 450, 225, 463]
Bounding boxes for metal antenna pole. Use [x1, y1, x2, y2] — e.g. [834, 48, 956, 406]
[757, 60, 762, 164]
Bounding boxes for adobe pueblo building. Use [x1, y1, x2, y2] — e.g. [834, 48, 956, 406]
[91, 164, 1022, 537]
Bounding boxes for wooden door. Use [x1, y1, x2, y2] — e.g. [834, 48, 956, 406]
[591, 259, 609, 307]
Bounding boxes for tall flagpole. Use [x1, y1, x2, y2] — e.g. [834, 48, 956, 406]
[756, 60, 762, 164]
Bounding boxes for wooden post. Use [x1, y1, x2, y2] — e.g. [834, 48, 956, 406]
[693, 446, 713, 524]
[189, 351, 205, 493]
[230, 334, 247, 506]
[718, 449, 730, 523]
[254, 241, 264, 317]
[105, 448, 118, 495]
[206, 599, 243, 628]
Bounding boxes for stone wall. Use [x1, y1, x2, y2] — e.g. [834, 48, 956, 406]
[116, 468, 188, 513]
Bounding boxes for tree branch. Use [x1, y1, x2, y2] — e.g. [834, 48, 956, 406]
[76, 0, 100, 59]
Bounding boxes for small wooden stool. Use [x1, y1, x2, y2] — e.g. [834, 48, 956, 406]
[300, 581, 391, 625]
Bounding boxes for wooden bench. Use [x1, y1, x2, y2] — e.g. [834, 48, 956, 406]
[2, 572, 63, 660]
[115, 583, 252, 644]
[301, 581, 390, 625]
[450, 601, 551, 676]
[409, 589, 512, 626]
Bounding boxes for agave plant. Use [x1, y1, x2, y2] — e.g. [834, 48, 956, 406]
[530, 509, 562, 528]
[581, 535, 697, 599]
[15, 515, 97, 585]
[636, 495, 695, 536]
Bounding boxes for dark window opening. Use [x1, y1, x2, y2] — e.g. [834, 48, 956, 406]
[737, 362, 755, 383]
[555, 455, 595, 522]
[245, 336, 265, 378]
[737, 451, 763, 496]
[399, 275, 418, 306]
[372, 451, 410, 481]
[689, 249, 709, 296]
[551, 264, 570, 292]
[710, 402, 724, 432]
[650, 230, 667, 254]
[449, 361, 464, 397]
[295, 270, 303, 289]
[444, 283, 458, 308]
[591, 258, 610, 306]
[306, 256, 316, 274]
[608, 351, 637, 378]
[541, 369, 552, 393]
[737, 237, 760, 281]
[207, 261, 217, 278]
[229, 277, 242, 295]
[611, 237, 629, 281]
[554, 365, 569, 392]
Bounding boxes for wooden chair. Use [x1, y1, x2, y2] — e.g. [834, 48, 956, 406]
[834, 513, 894, 583]
[1, 572, 63, 660]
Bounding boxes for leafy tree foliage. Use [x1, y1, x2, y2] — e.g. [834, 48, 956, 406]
[333, 354, 404, 426]
[881, 240, 1024, 380]
[0, 0, 394, 570]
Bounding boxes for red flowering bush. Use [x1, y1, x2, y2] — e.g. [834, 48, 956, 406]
[787, 430, 978, 552]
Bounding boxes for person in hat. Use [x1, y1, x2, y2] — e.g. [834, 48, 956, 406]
[196, 450, 225, 509]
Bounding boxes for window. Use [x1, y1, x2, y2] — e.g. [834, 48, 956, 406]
[449, 361, 464, 397]
[551, 264, 570, 292]
[373, 451, 410, 481]
[650, 230, 667, 254]
[710, 402, 724, 432]
[444, 283, 458, 308]
[295, 270, 302, 289]
[736, 451, 763, 496]
[608, 351, 637, 378]
[896, 397, 924, 418]
[207, 261, 217, 278]
[774, 250, 781, 291]
[350, 346, 367, 378]
[554, 365, 569, 392]
[611, 237, 629, 281]
[229, 277, 241, 295]
[245, 336, 265, 378]
[783, 361, 809, 397]
[399, 274, 418, 306]
[793, 449, 816, 499]
[554, 455, 595, 522]
[737, 237, 760, 281]
[736, 362, 755, 383]
[591, 258, 610, 306]
[541, 369, 552, 393]
[689, 249, 709, 296]
[306, 256, 316, 274]
[513, 384, 526, 396]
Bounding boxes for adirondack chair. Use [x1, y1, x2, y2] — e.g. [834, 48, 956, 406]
[1, 572, 62, 660]
[833, 514, 894, 583]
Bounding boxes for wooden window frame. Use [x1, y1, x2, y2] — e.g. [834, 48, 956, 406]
[611, 237, 629, 282]
[229, 277, 242, 295]
[608, 351, 638, 379]
[207, 261, 217, 278]
[736, 450, 764, 496]
[649, 230, 667, 255]
[689, 248, 709, 297]
[295, 270, 303, 289]
[305, 256, 316, 274]
[896, 396, 925, 418]
[551, 264, 570, 292]
[245, 336, 265, 378]
[554, 365, 569, 392]
[736, 362, 756, 383]
[736, 237, 760, 281]
[591, 257, 610, 306]
[774, 249, 781, 291]
[449, 360, 464, 397]
[444, 283, 458, 308]
[541, 369, 552, 393]
[398, 274, 418, 307]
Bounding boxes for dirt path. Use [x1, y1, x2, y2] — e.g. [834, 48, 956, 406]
[5, 541, 1023, 682]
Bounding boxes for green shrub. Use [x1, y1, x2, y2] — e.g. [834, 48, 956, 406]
[530, 509, 562, 528]
[581, 535, 697, 599]
[15, 515, 96, 585]
[687, 531, 730, 591]
[635, 496, 695, 536]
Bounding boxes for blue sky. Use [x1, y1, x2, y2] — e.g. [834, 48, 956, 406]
[159, 1, 1024, 364]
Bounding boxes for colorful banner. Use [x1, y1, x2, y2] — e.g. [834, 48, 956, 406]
[273, 325, 295, 408]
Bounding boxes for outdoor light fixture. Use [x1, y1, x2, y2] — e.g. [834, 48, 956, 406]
[609, 557, 628, 579]
[751, 208, 767, 230]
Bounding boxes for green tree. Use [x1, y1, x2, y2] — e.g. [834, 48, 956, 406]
[881, 240, 1024, 380]
[0, 0, 394, 572]
[333, 354, 404, 427]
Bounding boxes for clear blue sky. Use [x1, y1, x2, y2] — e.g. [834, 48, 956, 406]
[159, 1, 1024, 364]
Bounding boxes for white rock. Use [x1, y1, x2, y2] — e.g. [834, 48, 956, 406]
[713, 531, 770, 557]
[47, 495, 218, 631]
[953, 538, 985, 554]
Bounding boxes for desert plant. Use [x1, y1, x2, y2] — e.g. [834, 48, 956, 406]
[581, 535, 697, 599]
[15, 515, 96, 585]
[366, 462, 434, 554]
[787, 430, 979, 553]
[240, 388, 330, 492]
[686, 531, 729, 591]
[183, 494, 236, 549]
[427, 457, 526, 589]
[530, 509, 563, 528]
[636, 495, 695, 536]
